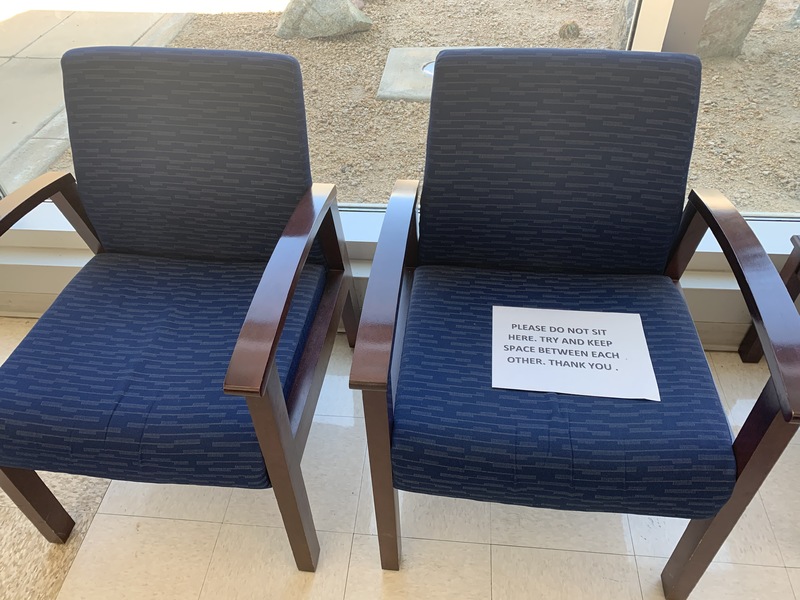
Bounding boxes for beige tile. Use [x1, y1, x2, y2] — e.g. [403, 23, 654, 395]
[355, 465, 490, 543]
[762, 444, 800, 567]
[0, 58, 64, 161]
[786, 568, 800, 598]
[705, 351, 724, 397]
[491, 503, 633, 555]
[56, 514, 219, 600]
[19, 12, 164, 59]
[200, 525, 351, 600]
[317, 333, 363, 418]
[225, 415, 366, 533]
[0, 508, 93, 600]
[0, 316, 37, 364]
[98, 481, 232, 522]
[344, 535, 491, 600]
[492, 545, 641, 600]
[638, 556, 795, 600]
[629, 493, 783, 566]
[710, 351, 769, 434]
[0, 10, 72, 57]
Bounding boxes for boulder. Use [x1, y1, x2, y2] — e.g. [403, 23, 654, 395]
[277, 0, 372, 39]
[610, 0, 767, 57]
[697, 0, 767, 57]
[609, 0, 637, 50]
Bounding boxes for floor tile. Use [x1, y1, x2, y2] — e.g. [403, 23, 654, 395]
[0, 316, 37, 363]
[762, 444, 800, 567]
[56, 514, 219, 600]
[492, 545, 641, 600]
[344, 535, 491, 600]
[491, 504, 633, 555]
[0, 58, 64, 161]
[0, 508, 93, 600]
[629, 492, 783, 566]
[786, 568, 800, 599]
[710, 351, 769, 434]
[199, 525, 351, 600]
[18, 12, 164, 59]
[638, 556, 795, 600]
[355, 465, 490, 544]
[0, 10, 72, 57]
[316, 334, 363, 418]
[704, 351, 724, 397]
[225, 415, 366, 533]
[98, 481, 232, 522]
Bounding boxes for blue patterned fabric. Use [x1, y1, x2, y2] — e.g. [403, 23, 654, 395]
[419, 48, 701, 274]
[62, 47, 312, 262]
[0, 253, 326, 488]
[392, 266, 735, 519]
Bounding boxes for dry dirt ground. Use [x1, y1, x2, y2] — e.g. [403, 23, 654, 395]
[165, 0, 795, 213]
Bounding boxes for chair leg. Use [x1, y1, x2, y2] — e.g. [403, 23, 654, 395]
[363, 390, 401, 569]
[737, 325, 764, 363]
[662, 395, 798, 600]
[342, 288, 360, 348]
[266, 453, 319, 572]
[739, 239, 800, 363]
[0, 467, 74, 543]
[245, 380, 319, 572]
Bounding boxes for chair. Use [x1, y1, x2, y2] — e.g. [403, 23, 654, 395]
[349, 48, 800, 599]
[739, 234, 800, 362]
[0, 46, 360, 572]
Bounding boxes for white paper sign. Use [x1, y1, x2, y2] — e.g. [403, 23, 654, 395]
[492, 306, 660, 401]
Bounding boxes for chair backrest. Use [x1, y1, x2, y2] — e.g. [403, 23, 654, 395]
[62, 47, 312, 262]
[419, 48, 701, 274]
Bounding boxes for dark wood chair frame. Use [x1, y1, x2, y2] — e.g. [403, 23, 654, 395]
[0, 171, 361, 572]
[350, 181, 800, 600]
[739, 234, 800, 363]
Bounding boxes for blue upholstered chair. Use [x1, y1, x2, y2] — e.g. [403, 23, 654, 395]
[350, 48, 800, 599]
[0, 47, 360, 571]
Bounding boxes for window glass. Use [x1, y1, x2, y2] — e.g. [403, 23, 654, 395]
[172, 2, 619, 204]
[174, 2, 797, 213]
[687, 0, 799, 214]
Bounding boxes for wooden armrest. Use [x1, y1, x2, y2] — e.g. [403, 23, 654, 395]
[349, 180, 419, 392]
[0, 171, 101, 252]
[224, 183, 337, 397]
[675, 189, 800, 422]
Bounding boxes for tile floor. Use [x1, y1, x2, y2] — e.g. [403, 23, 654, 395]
[1, 317, 799, 600]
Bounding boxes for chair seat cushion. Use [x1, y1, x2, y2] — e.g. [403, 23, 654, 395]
[392, 266, 736, 519]
[0, 253, 326, 489]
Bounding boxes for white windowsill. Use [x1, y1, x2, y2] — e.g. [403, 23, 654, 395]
[1, 201, 797, 351]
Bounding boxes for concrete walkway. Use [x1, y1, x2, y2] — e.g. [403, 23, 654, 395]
[0, 10, 192, 196]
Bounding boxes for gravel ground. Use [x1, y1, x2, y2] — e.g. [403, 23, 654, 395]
[54, 0, 799, 214]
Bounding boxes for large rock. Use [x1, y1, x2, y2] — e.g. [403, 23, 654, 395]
[609, 0, 767, 57]
[609, 0, 637, 50]
[277, 0, 372, 39]
[790, 5, 800, 29]
[697, 0, 767, 57]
